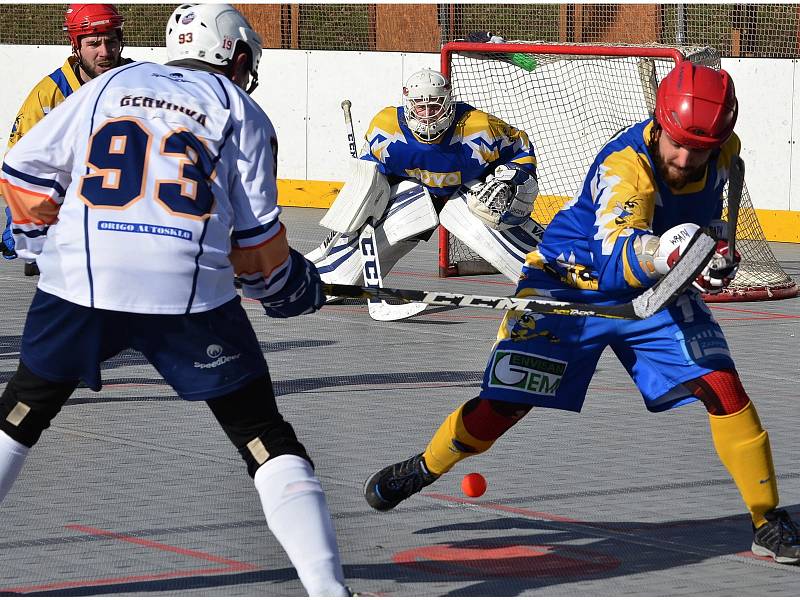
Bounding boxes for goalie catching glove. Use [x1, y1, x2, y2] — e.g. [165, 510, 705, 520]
[467, 164, 539, 230]
[652, 223, 740, 294]
[260, 249, 325, 318]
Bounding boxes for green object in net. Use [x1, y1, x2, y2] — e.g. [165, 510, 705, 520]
[508, 52, 537, 71]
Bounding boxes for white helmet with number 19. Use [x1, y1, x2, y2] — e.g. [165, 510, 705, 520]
[166, 4, 262, 92]
[403, 69, 455, 142]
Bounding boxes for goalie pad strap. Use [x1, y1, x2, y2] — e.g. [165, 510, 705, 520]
[319, 158, 391, 234]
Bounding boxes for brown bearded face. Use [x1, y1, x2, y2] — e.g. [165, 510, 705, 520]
[648, 127, 710, 189]
[76, 33, 122, 79]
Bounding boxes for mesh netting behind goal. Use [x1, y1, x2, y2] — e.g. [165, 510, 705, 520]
[439, 42, 797, 302]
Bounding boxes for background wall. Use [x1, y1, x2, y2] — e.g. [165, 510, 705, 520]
[0, 45, 797, 239]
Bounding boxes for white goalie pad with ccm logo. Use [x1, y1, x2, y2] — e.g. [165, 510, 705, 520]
[440, 183, 544, 282]
[309, 182, 439, 285]
[319, 158, 391, 234]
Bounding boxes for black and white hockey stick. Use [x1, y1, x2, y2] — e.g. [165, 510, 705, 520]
[726, 156, 745, 267]
[340, 100, 426, 321]
[325, 230, 718, 320]
[358, 221, 427, 321]
[314, 99, 359, 262]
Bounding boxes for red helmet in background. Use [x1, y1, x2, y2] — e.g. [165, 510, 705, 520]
[655, 61, 738, 150]
[64, 4, 124, 49]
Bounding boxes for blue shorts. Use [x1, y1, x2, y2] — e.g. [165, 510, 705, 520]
[481, 291, 736, 412]
[20, 290, 268, 401]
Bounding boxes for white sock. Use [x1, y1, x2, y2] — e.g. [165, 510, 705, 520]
[0, 430, 29, 502]
[254, 454, 348, 596]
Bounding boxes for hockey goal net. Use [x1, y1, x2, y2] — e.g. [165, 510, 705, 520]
[439, 41, 797, 302]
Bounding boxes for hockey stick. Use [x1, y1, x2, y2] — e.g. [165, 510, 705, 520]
[325, 230, 718, 320]
[314, 100, 358, 261]
[359, 220, 428, 321]
[726, 156, 745, 267]
[340, 99, 426, 321]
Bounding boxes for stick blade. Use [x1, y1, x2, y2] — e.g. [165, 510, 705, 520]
[368, 300, 427, 321]
[632, 231, 717, 319]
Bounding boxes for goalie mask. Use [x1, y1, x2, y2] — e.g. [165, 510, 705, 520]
[403, 69, 455, 142]
[166, 4, 262, 94]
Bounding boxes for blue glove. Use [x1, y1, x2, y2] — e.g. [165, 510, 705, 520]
[261, 248, 324, 318]
[1, 206, 17, 260]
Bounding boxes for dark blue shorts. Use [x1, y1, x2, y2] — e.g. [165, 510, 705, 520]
[481, 290, 736, 412]
[20, 290, 268, 401]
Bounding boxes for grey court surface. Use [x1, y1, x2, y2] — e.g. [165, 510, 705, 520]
[1, 206, 799, 597]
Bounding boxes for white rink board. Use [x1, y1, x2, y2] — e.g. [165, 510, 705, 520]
[0, 45, 795, 212]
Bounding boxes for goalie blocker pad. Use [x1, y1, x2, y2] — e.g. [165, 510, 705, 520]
[440, 184, 544, 282]
[319, 158, 391, 234]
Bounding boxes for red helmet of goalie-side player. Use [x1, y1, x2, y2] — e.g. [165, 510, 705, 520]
[655, 60, 738, 150]
[63, 3, 127, 79]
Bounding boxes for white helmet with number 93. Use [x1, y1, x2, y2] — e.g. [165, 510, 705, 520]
[403, 69, 455, 142]
[166, 3, 262, 93]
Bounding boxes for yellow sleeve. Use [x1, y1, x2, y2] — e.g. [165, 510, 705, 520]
[6, 58, 77, 151]
[7, 82, 68, 151]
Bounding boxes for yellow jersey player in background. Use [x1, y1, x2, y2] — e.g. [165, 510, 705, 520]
[306, 67, 544, 318]
[0, 4, 131, 274]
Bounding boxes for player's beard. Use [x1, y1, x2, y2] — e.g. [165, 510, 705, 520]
[648, 135, 706, 189]
[82, 59, 116, 79]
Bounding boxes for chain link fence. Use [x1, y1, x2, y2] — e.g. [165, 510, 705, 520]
[1, 4, 798, 57]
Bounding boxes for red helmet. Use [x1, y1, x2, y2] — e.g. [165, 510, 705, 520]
[64, 4, 124, 48]
[655, 61, 738, 149]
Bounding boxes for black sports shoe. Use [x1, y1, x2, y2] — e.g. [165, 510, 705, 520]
[0, 240, 16, 259]
[364, 453, 439, 511]
[752, 508, 800, 564]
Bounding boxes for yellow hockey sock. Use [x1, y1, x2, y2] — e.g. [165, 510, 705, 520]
[422, 403, 496, 476]
[708, 401, 778, 527]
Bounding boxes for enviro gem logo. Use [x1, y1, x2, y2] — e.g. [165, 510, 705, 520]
[489, 350, 566, 396]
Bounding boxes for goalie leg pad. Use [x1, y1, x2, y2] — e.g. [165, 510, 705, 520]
[382, 181, 439, 245]
[0, 362, 78, 447]
[206, 375, 312, 478]
[309, 216, 421, 286]
[440, 190, 542, 282]
[319, 159, 391, 234]
[306, 231, 362, 285]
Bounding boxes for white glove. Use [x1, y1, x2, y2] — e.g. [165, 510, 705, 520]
[466, 164, 538, 230]
[654, 223, 740, 294]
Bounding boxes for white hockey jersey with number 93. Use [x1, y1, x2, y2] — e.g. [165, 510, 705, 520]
[0, 62, 290, 314]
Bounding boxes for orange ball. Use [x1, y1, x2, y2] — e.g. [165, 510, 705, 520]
[461, 472, 487, 498]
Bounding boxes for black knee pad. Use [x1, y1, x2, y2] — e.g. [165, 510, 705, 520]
[206, 375, 312, 478]
[0, 362, 78, 447]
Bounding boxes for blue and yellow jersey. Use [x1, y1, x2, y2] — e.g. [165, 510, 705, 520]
[522, 118, 741, 303]
[7, 57, 83, 150]
[360, 102, 537, 199]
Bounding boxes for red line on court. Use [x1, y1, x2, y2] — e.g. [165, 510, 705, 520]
[424, 493, 582, 523]
[709, 305, 800, 320]
[65, 524, 259, 568]
[0, 524, 261, 594]
[0, 566, 244, 594]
